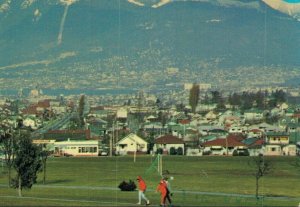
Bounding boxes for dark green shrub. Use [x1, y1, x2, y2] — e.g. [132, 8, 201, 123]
[202, 150, 211, 155]
[233, 149, 250, 156]
[177, 147, 183, 155]
[118, 180, 136, 191]
[157, 148, 163, 154]
[240, 149, 250, 156]
[170, 147, 177, 155]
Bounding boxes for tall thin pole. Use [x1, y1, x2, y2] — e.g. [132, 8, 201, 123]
[157, 154, 160, 174]
[226, 136, 228, 156]
[134, 142, 137, 163]
[110, 122, 114, 157]
[160, 154, 163, 176]
[1, 158, 3, 173]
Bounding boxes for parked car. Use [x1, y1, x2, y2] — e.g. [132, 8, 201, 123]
[100, 151, 108, 156]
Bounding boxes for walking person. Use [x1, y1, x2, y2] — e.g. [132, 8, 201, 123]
[163, 177, 172, 206]
[136, 176, 150, 205]
[156, 179, 167, 207]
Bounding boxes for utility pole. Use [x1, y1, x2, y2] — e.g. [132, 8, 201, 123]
[134, 142, 137, 163]
[226, 136, 228, 156]
[110, 121, 114, 157]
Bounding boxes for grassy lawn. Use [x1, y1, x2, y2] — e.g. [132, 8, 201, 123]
[0, 156, 299, 206]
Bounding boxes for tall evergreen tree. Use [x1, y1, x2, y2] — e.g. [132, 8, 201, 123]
[211, 91, 221, 104]
[254, 90, 265, 109]
[78, 95, 85, 127]
[189, 84, 200, 114]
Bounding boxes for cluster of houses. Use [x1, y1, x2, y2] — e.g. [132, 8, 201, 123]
[32, 129, 298, 157]
[1, 97, 300, 157]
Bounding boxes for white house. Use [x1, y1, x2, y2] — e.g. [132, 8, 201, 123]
[282, 144, 297, 156]
[23, 117, 42, 130]
[205, 111, 218, 121]
[264, 145, 282, 156]
[264, 132, 296, 156]
[53, 139, 99, 156]
[244, 109, 264, 121]
[263, 144, 296, 156]
[117, 107, 128, 119]
[153, 135, 185, 155]
[249, 122, 279, 133]
[228, 126, 247, 134]
[52, 106, 67, 114]
[115, 133, 148, 155]
[265, 132, 289, 145]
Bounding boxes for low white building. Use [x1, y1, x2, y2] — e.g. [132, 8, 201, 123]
[115, 133, 148, 155]
[264, 144, 297, 156]
[282, 144, 297, 156]
[53, 139, 99, 156]
[264, 144, 282, 156]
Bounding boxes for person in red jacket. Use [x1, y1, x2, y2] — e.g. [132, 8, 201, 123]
[156, 179, 167, 207]
[163, 177, 172, 205]
[137, 176, 150, 205]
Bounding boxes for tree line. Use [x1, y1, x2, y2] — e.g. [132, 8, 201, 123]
[189, 84, 287, 112]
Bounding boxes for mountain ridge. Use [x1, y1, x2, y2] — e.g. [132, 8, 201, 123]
[0, 0, 299, 88]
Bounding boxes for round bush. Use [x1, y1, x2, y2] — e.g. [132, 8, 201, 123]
[170, 147, 177, 155]
[177, 147, 183, 155]
[157, 148, 163, 154]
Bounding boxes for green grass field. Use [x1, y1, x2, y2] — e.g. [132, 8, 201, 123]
[0, 156, 299, 206]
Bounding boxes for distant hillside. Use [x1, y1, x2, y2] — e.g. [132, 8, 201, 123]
[0, 0, 299, 83]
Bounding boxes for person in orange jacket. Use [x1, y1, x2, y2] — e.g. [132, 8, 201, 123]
[136, 176, 150, 205]
[156, 179, 167, 207]
[163, 177, 172, 205]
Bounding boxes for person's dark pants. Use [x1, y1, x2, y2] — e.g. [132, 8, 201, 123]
[166, 190, 172, 204]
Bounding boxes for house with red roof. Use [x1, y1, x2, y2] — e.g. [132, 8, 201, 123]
[43, 129, 91, 141]
[201, 134, 247, 156]
[153, 135, 185, 155]
[21, 99, 52, 116]
[247, 129, 264, 138]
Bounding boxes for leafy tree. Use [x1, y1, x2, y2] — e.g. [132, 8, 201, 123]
[0, 127, 17, 187]
[189, 84, 199, 114]
[241, 92, 253, 110]
[273, 89, 286, 103]
[202, 92, 210, 105]
[254, 90, 265, 109]
[12, 132, 42, 197]
[156, 98, 161, 108]
[157, 111, 167, 127]
[176, 103, 185, 112]
[249, 155, 272, 199]
[216, 96, 226, 111]
[211, 91, 221, 104]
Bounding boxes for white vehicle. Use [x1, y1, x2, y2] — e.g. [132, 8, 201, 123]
[100, 151, 108, 156]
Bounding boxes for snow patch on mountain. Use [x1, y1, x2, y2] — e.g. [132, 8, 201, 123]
[0, 0, 11, 13]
